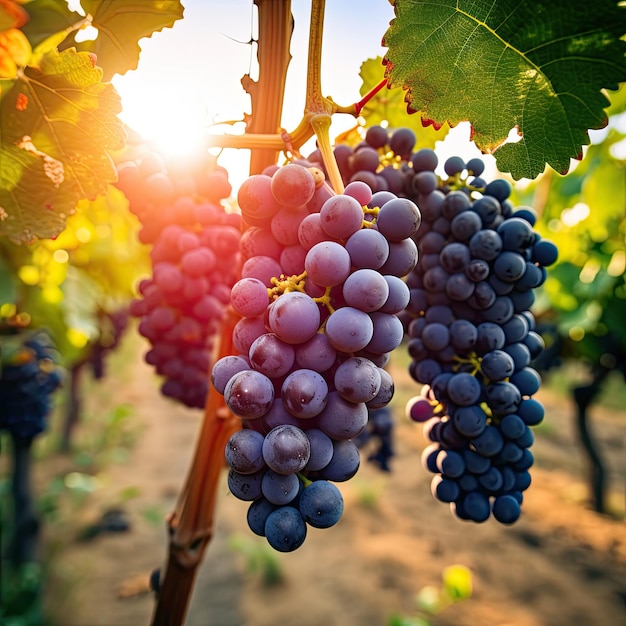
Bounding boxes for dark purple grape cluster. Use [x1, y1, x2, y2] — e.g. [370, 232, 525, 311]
[115, 154, 242, 409]
[307, 125, 418, 195]
[213, 162, 419, 551]
[402, 150, 558, 524]
[0, 323, 63, 440]
[88, 308, 130, 380]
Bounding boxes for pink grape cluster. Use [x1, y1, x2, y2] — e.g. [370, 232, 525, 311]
[115, 154, 242, 408]
[212, 162, 420, 551]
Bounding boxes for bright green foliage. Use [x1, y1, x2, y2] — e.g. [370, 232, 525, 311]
[0, 48, 125, 243]
[383, 0, 626, 180]
[359, 57, 450, 149]
[66, 0, 185, 80]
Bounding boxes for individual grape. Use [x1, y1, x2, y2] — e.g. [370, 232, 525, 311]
[262, 424, 310, 474]
[227, 468, 265, 501]
[344, 180, 373, 205]
[270, 163, 316, 208]
[406, 397, 435, 422]
[471, 196, 501, 226]
[350, 146, 380, 172]
[333, 357, 381, 403]
[375, 198, 421, 242]
[324, 307, 374, 352]
[294, 332, 336, 373]
[225, 429, 266, 474]
[497, 217, 535, 252]
[247, 498, 278, 536]
[365, 124, 389, 148]
[510, 368, 541, 397]
[345, 228, 390, 270]
[224, 369, 275, 419]
[411, 148, 438, 172]
[443, 156, 466, 176]
[459, 491, 491, 523]
[379, 238, 419, 277]
[365, 312, 404, 354]
[480, 350, 516, 381]
[447, 373, 482, 406]
[236, 174, 281, 225]
[261, 470, 300, 505]
[304, 429, 334, 471]
[281, 369, 329, 418]
[450, 210, 482, 241]
[232, 316, 267, 355]
[298, 213, 332, 251]
[305, 241, 351, 287]
[319, 194, 364, 240]
[421, 323, 450, 351]
[315, 392, 369, 440]
[241, 255, 283, 287]
[492, 494, 521, 524]
[315, 439, 360, 482]
[230, 277, 269, 318]
[268, 292, 321, 344]
[264, 507, 307, 552]
[270, 205, 309, 246]
[469, 229, 503, 261]
[532, 239, 559, 266]
[484, 178, 512, 202]
[472, 425, 505, 457]
[379, 275, 410, 314]
[299, 481, 344, 528]
[389, 127, 416, 158]
[248, 333, 296, 379]
[517, 398, 545, 425]
[465, 157, 485, 177]
[342, 269, 389, 312]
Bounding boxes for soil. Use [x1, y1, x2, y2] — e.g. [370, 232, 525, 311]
[28, 332, 626, 626]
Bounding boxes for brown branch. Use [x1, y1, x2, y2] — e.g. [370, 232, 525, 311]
[243, 0, 293, 174]
[150, 309, 241, 626]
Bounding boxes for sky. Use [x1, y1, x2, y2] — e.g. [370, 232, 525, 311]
[109, 0, 402, 186]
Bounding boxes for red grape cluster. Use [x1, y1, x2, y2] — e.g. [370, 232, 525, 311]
[212, 162, 419, 550]
[115, 154, 242, 409]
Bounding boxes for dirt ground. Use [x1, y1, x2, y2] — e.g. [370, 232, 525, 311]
[31, 332, 626, 626]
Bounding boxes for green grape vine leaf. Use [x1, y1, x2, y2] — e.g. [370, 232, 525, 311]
[382, 0, 626, 180]
[0, 47, 125, 243]
[62, 0, 185, 80]
[359, 57, 450, 149]
[19, 0, 79, 49]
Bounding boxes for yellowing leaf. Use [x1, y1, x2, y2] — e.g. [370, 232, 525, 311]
[0, 0, 28, 32]
[0, 27, 30, 78]
[69, 0, 185, 80]
[359, 57, 450, 149]
[0, 47, 125, 242]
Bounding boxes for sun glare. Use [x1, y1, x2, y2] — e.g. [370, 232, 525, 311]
[114, 85, 215, 159]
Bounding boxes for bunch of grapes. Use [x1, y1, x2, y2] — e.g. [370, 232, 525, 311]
[0, 316, 63, 440]
[307, 125, 418, 195]
[402, 150, 558, 524]
[115, 154, 242, 409]
[212, 162, 418, 551]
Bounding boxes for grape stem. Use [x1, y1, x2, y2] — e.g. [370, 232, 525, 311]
[207, 0, 358, 188]
[354, 77, 388, 115]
